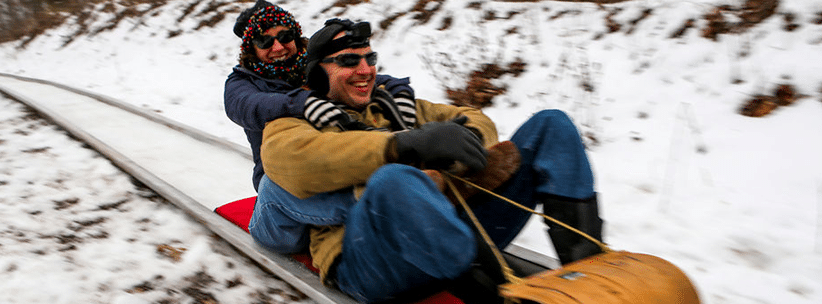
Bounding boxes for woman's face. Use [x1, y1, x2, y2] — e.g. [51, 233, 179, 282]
[254, 26, 298, 63]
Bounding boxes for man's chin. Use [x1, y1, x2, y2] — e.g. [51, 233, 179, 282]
[348, 98, 371, 109]
[346, 90, 372, 107]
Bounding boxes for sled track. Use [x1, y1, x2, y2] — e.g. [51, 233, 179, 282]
[0, 73, 558, 303]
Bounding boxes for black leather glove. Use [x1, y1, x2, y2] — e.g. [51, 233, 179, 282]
[394, 116, 487, 172]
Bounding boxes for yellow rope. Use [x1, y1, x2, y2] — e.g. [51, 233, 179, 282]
[442, 174, 523, 285]
[442, 172, 612, 254]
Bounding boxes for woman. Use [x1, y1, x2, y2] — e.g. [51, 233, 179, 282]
[224, 0, 415, 191]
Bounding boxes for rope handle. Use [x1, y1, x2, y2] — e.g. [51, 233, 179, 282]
[442, 173, 523, 285]
[442, 171, 612, 257]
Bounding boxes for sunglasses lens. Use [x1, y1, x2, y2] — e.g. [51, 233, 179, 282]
[338, 54, 363, 67]
[253, 30, 295, 49]
[365, 52, 378, 66]
[253, 36, 275, 49]
[322, 52, 378, 67]
[276, 30, 295, 44]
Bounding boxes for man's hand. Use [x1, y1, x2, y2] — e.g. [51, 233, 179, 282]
[394, 116, 487, 172]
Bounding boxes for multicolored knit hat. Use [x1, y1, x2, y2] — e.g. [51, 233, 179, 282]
[233, 0, 301, 39]
[234, 0, 306, 86]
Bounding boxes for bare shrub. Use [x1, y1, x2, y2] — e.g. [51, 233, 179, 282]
[446, 60, 527, 109]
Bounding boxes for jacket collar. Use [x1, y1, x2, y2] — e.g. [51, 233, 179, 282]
[233, 65, 295, 89]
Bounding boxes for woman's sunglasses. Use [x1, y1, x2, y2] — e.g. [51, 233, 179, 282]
[253, 29, 297, 49]
[321, 52, 378, 68]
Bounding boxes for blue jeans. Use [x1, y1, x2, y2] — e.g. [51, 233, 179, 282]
[251, 109, 595, 302]
[335, 164, 477, 302]
[471, 109, 595, 247]
[249, 177, 357, 253]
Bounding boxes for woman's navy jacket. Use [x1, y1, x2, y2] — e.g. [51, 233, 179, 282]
[224, 65, 413, 191]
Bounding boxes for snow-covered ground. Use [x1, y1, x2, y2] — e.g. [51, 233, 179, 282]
[0, 95, 311, 304]
[2, 0, 822, 303]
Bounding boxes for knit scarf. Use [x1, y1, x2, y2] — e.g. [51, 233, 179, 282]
[245, 50, 306, 87]
[331, 88, 417, 132]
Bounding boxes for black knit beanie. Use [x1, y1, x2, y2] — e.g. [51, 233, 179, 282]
[305, 18, 372, 96]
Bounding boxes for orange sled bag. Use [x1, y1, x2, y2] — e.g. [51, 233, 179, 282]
[499, 251, 700, 304]
[441, 173, 700, 304]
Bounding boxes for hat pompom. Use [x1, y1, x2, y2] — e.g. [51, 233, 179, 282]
[233, 0, 276, 38]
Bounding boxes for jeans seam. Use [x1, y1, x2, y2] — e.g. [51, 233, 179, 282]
[275, 201, 346, 225]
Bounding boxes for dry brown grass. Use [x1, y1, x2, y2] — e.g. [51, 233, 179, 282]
[378, 0, 444, 30]
[697, 0, 779, 41]
[7, 0, 818, 114]
[4, 0, 167, 47]
[322, 0, 370, 15]
[446, 60, 527, 108]
[1, 0, 96, 45]
[739, 84, 801, 117]
[496, 0, 630, 3]
[3, 0, 246, 48]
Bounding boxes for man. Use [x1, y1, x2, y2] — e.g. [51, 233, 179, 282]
[250, 18, 603, 303]
[223, 0, 415, 191]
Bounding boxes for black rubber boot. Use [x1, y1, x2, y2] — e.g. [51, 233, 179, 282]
[372, 236, 506, 304]
[446, 233, 506, 304]
[542, 194, 604, 265]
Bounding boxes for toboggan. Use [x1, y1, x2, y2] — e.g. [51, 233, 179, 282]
[442, 172, 701, 304]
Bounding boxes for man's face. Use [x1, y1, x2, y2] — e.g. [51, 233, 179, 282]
[254, 26, 298, 63]
[320, 33, 376, 109]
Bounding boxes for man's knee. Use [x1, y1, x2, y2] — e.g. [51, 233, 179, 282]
[535, 109, 570, 120]
[532, 109, 575, 128]
[355, 164, 476, 274]
[518, 109, 583, 143]
[370, 163, 425, 182]
[359, 164, 455, 221]
[366, 164, 438, 196]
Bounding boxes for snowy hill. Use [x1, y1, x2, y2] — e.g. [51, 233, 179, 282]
[2, 0, 821, 303]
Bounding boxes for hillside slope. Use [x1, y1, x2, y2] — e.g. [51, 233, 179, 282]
[2, 0, 821, 303]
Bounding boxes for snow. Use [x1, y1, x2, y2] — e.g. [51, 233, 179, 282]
[2, 0, 822, 303]
[0, 96, 311, 304]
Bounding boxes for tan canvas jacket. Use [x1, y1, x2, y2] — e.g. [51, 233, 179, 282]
[260, 97, 498, 282]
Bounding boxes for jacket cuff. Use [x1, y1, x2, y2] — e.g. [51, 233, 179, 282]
[385, 136, 400, 163]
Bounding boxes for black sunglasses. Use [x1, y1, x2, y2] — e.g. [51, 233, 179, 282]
[321, 52, 378, 68]
[252, 29, 297, 49]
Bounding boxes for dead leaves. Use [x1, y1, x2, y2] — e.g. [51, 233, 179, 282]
[446, 60, 527, 108]
[673, 0, 781, 41]
[157, 244, 187, 262]
[739, 84, 800, 117]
